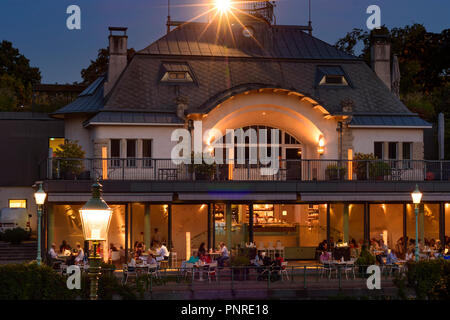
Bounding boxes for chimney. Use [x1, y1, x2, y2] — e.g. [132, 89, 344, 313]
[104, 27, 128, 96]
[370, 34, 391, 90]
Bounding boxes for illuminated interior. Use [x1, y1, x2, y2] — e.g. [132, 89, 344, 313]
[9, 199, 26, 208]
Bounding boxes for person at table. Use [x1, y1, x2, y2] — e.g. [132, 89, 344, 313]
[59, 240, 71, 254]
[74, 242, 84, 265]
[198, 242, 207, 259]
[199, 252, 212, 264]
[49, 243, 61, 260]
[405, 248, 415, 261]
[386, 249, 398, 265]
[146, 252, 157, 265]
[217, 242, 229, 267]
[181, 251, 200, 272]
[319, 251, 331, 263]
[156, 241, 170, 261]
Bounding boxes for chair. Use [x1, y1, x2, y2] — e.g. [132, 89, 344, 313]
[170, 252, 178, 267]
[184, 262, 194, 279]
[122, 264, 137, 284]
[148, 263, 160, 279]
[207, 262, 218, 283]
[344, 261, 356, 279]
[257, 242, 266, 252]
[111, 251, 120, 266]
[275, 241, 285, 259]
[280, 261, 289, 281]
[321, 261, 333, 279]
[266, 242, 275, 259]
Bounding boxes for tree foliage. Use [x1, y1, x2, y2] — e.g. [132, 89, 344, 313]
[0, 40, 41, 110]
[81, 47, 136, 85]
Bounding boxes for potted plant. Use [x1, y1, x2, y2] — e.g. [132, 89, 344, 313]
[353, 153, 377, 180]
[230, 256, 251, 281]
[370, 161, 391, 180]
[188, 152, 217, 181]
[355, 246, 376, 276]
[53, 140, 86, 180]
[325, 164, 346, 180]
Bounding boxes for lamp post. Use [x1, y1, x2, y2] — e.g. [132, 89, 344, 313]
[34, 183, 47, 265]
[411, 184, 423, 262]
[80, 182, 112, 300]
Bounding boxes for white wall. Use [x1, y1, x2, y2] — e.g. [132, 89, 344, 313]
[64, 116, 93, 158]
[352, 128, 423, 155]
[91, 125, 182, 158]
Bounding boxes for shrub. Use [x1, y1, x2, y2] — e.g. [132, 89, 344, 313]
[325, 164, 346, 180]
[230, 255, 251, 267]
[79, 272, 137, 300]
[353, 153, 391, 180]
[2, 227, 30, 244]
[0, 263, 76, 300]
[53, 140, 85, 179]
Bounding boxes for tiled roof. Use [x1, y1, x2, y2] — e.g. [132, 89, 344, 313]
[139, 22, 355, 60]
[52, 76, 105, 116]
[85, 111, 184, 126]
[349, 115, 432, 128]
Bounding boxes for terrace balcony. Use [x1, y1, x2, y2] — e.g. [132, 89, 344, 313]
[41, 158, 450, 182]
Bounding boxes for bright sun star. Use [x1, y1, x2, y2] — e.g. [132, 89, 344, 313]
[215, 0, 231, 12]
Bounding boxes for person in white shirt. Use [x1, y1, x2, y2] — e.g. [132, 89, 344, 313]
[74, 243, 84, 264]
[156, 242, 170, 261]
[49, 243, 58, 259]
[405, 248, 415, 261]
[217, 242, 229, 267]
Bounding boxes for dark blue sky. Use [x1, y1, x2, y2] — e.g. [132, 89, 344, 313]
[1, 0, 449, 84]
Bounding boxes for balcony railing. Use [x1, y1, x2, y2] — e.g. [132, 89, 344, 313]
[41, 158, 450, 182]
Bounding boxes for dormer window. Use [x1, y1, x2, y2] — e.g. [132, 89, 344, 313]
[320, 75, 348, 86]
[316, 66, 350, 87]
[160, 62, 195, 84]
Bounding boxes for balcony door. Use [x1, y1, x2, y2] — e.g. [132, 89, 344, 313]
[286, 148, 302, 180]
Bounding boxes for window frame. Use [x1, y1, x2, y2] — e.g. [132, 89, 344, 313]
[9, 199, 27, 209]
[110, 139, 121, 168]
[142, 139, 153, 168]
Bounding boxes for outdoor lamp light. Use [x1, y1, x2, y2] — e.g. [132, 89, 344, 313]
[215, 0, 231, 12]
[34, 183, 47, 265]
[34, 183, 47, 205]
[317, 136, 325, 155]
[411, 184, 423, 204]
[80, 182, 112, 300]
[410, 184, 422, 262]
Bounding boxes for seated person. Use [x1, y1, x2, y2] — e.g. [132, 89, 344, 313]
[385, 249, 398, 264]
[74, 242, 84, 265]
[199, 253, 212, 264]
[146, 252, 157, 265]
[405, 249, 415, 261]
[198, 242, 207, 259]
[128, 257, 136, 271]
[59, 240, 71, 254]
[156, 241, 170, 261]
[49, 243, 59, 260]
[319, 251, 331, 263]
[253, 251, 264, 267]
[217, 242, 229, 267]
[181, 251, 200, 271]
[274, 253, 284, 270]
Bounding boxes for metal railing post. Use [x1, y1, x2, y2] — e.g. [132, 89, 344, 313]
[154, 159, 157, 180]
[307, 160, 311, 181]
[366, 161, 369, 180]
[57, 159, 60, 179]
[267, 267, 270, 289]
[440, 161, 443, 181]
[231, 267, 234, 291]
[338, 266, 342, 290]
[303, 266, 307, 289]
[122, 159, 125, 180]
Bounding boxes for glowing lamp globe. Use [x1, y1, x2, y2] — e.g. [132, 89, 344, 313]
[34, 183, 47, 205]
[80, 182, 112, 241]
[216, 0, 231, 12]
[411, 184, 422, 205]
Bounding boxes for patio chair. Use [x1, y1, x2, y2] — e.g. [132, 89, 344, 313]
[320, 261, 333, 279]
[275, 241, 285, 259]
[267, 242, 275, 259]
[280, 261, 289, 281]
[122, 264, 137, 284]
[148, 263, 160, 279]
[184, 262, 194, 279]
[344, 261, 356, 280]
[207, 262, 218, 283]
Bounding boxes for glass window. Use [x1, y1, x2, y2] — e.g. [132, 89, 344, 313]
[126, 140, 136, 167]
[111, 139, 121, 167]
[49, 138, 65, 156]
[406, 204, 440, 250]
[9, 199, 26, 208]
[143, 139, 152, 167]
[370, 204, 404, 257]
[388, 142, 398, 160]
[374, 142, 384, 159]
[330, 204, 364, 246]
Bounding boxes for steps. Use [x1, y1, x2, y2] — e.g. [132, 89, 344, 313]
[0, 241, 38, 264]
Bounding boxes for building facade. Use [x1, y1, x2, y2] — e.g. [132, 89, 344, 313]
[41, 5, 450, 261]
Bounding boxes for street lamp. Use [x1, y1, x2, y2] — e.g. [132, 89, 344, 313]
[34, 183, 47, 265]
[80, 182, 112, 300]
[411, 184, 423, 262]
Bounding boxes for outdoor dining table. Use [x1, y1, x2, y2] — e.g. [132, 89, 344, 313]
[193, 262, 210, 281]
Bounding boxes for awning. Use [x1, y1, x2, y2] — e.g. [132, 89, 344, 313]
[178, 192, 298, 201]
[48, 193, 173, 203]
